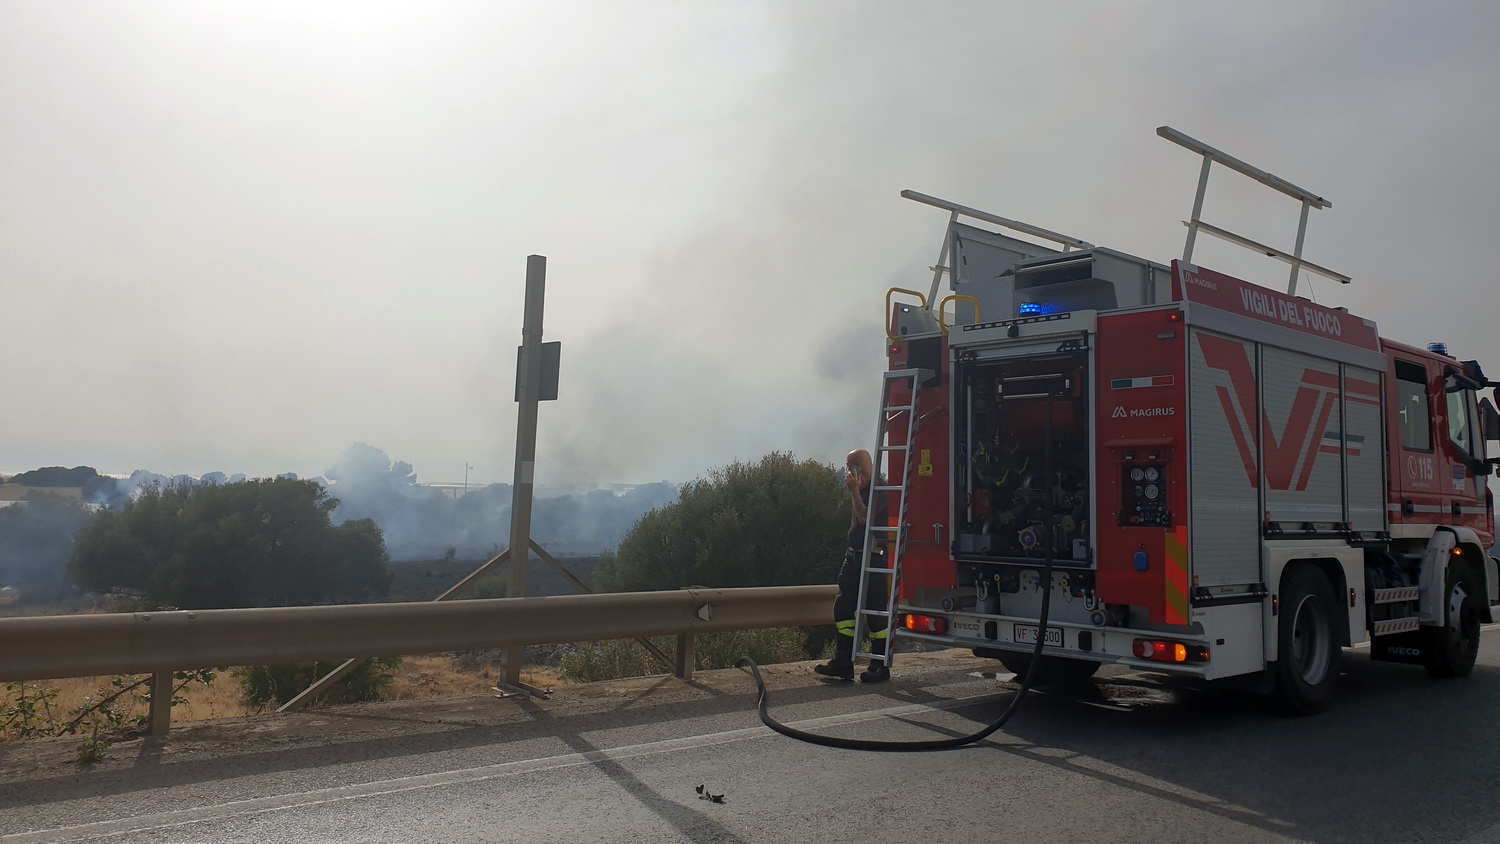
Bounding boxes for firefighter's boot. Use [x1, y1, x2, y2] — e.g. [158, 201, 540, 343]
[861, 635, 890, 684]
[814, 634, 855, 681]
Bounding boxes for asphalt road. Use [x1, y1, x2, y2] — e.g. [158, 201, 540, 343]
[3, 627, 1499, 844]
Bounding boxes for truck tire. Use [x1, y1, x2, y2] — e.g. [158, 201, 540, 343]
[995, 652, 1099, 686]
[1267, 566, 1340, 716]
[1424, 573, 1481, 679]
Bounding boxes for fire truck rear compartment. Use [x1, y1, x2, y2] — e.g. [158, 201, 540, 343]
[956, 351, 1090, 566]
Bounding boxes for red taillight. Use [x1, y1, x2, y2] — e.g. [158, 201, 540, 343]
[1168, 311, 1183, 322]
[904, 613, 948, 634]
[1132, 638, 1208, 663]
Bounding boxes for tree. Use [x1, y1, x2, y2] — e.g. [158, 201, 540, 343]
[68, 478, 393, 609]
[0, 493, 94, 604]
[7, 466, 97, 487]
[593, 452, 850, 592]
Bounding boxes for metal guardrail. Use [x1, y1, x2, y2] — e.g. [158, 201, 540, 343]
[0, 585, 838, 735]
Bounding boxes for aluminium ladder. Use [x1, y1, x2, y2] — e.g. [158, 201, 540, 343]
[852, 368, 931, 669]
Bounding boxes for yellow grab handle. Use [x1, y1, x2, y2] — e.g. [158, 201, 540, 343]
[938, 295, 982, 335]
[885, 288, 929, 342]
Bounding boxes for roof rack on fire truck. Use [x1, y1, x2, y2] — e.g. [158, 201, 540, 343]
[1157, 125, 1350, 297]
[900, 189, 1094, 316]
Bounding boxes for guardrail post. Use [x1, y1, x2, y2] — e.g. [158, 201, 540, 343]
[674, 633, 695, 680]
[149, 671, 172, 736]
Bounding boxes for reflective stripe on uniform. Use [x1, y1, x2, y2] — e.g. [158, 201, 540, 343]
[869, 627, 888, 639]
[835, 620, 856, 635]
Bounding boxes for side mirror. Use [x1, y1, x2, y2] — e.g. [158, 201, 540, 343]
[1446, 365, 1485, 393]
[1481, 397, 1500, 442]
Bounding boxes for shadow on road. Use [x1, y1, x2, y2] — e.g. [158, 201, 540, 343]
[503, 695, 754, 844]
[892, 652, 1500, 843]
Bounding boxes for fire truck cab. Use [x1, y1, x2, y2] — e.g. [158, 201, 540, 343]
[867, 130, 1500, 714]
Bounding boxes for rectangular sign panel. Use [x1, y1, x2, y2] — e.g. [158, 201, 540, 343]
[515, 341, 561, 402]
[1173, 261, 1380, 352]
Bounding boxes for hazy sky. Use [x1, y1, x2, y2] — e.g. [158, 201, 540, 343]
[4, 1, 1498, 486]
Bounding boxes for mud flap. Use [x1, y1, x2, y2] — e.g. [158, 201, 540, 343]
[1370, 630, 1428, 665]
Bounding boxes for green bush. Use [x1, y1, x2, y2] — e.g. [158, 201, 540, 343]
[235, 657, 402, 708]
[560, 627, 813, 683]
[69, 477, 393, 610]
[593, 453, 849, 593]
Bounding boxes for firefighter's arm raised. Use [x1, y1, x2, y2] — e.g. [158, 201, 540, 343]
[845, 448, 874, 524]
[848, 475, 869, 524]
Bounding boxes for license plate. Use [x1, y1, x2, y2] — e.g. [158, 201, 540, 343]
[1013, 624, 1063, 647]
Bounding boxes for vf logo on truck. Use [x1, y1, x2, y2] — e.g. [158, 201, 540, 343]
[1197, 333, 1379, 490]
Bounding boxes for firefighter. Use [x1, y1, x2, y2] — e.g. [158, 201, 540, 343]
[815, 448, 891, 683]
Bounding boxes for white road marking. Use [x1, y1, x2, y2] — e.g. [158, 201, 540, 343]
[1, 692, 1011, 843]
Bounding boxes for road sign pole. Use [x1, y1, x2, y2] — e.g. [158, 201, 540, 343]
[501, 254, 546, 690]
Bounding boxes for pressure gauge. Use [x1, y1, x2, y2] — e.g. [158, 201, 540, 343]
[1144, 484, 1160, 500]
[1144, 467, 1160, 482]
[1130, 467, 1145, 481]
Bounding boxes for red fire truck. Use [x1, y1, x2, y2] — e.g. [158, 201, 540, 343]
[861, 128, 1500, 714]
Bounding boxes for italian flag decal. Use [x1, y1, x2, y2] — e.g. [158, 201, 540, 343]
[1111, 375, 1176, 389]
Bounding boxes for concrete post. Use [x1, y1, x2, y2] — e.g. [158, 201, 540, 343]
[674, 634, 696, 680]
[148, 670, 172, 736]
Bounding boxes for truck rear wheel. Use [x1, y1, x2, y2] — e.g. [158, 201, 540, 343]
[994, 652, 1099, 686]
[1267, 567, 1340, 716]
[1424, 576, 1481, 679]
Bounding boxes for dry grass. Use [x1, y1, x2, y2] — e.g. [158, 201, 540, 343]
[26, 674, 256, 727]
[385, 655, 568, 700]
[169, 675, 257, 720]
[10, 655, 572, 734]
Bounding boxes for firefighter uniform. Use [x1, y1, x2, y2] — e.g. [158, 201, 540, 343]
[817, 469, 890, 682]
